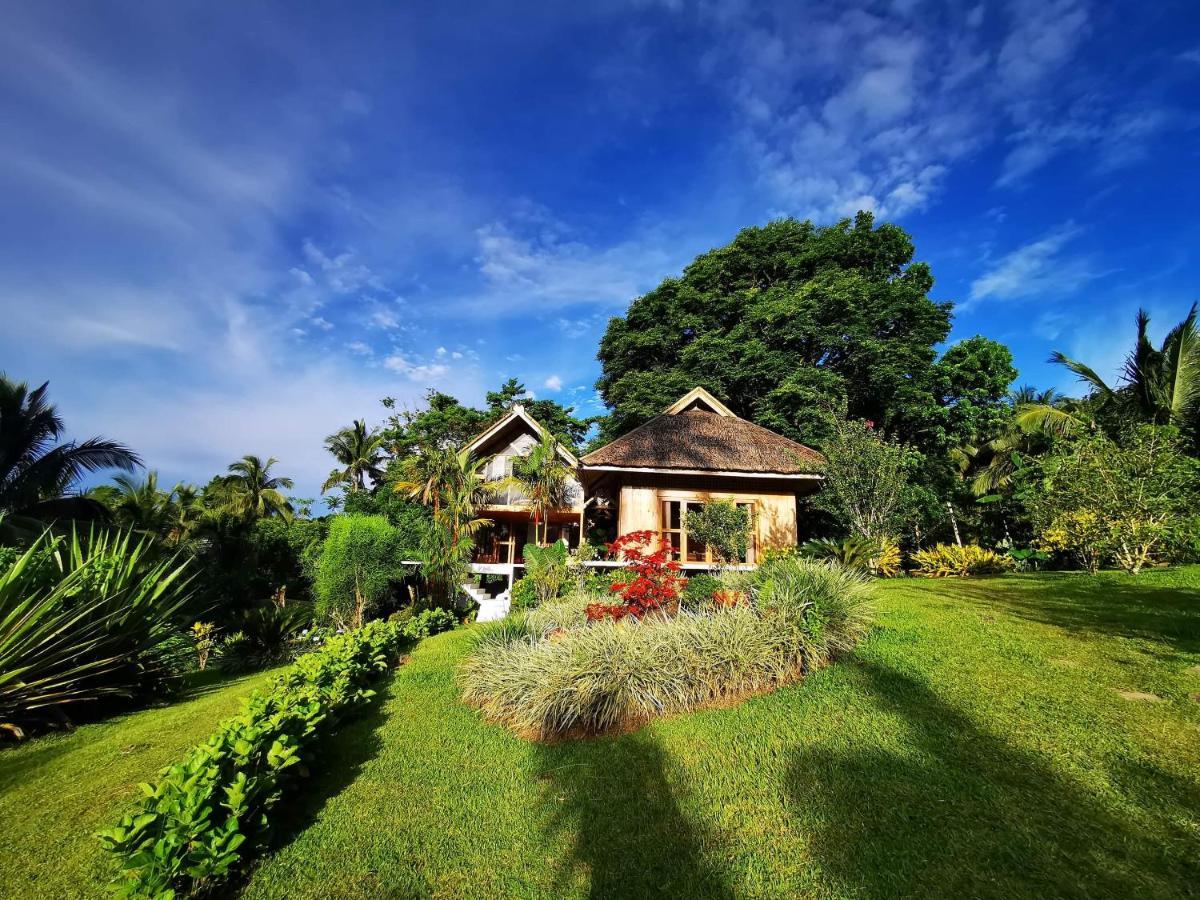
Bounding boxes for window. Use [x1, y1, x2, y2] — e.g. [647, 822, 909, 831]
[660, 498, 756, 565]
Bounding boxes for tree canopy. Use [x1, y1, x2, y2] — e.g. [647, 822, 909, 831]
[596, 213, 1013, 457]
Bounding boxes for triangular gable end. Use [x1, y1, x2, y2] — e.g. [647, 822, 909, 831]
[463, 404, 580, 467]
[663, 386, 736, 418]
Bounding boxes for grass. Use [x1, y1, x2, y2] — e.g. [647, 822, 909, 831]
[0, 666, 283, 897]
[4, 570, 1200, 898]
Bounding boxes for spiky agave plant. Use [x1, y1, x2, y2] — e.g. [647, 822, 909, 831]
[0, 526, 195, 737]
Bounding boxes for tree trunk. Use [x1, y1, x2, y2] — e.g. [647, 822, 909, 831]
[945, 501, 962, 547]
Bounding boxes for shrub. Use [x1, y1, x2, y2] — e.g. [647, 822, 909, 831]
[589, 531, 685, 621]
[509, 576, 538, 611]
[219, 605, 312, 673]
[800, 536, 876, 570]
[462, 559, 872, 738]
[681, 573, 722, 608]
[401, 607, 456, 639]
[910, 544, 1014, 578]
[1, 528, 193, 738]
[191, 622, 217, 671]
[314, 515, 404, 628]
[522, 542, 569, 605]
[99, 619, 410, 897]
[683, 501, 751, 567]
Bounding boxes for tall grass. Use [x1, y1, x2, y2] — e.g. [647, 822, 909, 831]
[461, 559, 873, 739]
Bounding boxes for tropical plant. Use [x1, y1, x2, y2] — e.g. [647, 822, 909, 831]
[462, 557, 872, 739]
[588, 531, 685, 621]
[313, 515, 404, 628]
[91, 472, 174, 537]
[0, 374, 141, 540]
[816, 417, 917, 540]
[521, 541, 569, 606]
[800, 536, 876, 570]
[220, 605, 312, 672]
[1031, 427, 1200, 574]
[509, 434, 573, 545]
[218, 455, 294, 520]
[0, 527, 194, 737]
[683, 500, 751, 569]
[191, 622, 217, 671]
[321, 419, 387, 494]
[99, 619, 413, 898]
[910, 544, 1014, 578]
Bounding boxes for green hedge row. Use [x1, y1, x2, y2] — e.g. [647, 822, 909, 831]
[98, 619, 409, 898]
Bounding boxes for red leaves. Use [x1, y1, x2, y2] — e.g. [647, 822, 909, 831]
[588, 531, 685, 621]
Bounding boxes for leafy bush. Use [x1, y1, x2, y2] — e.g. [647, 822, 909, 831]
[400, 607, 456, 639]
[219, 605, 312, 673]
[99, 619, 410, 897]
[910, 544, 1014, 578]
[509, 576, 538, 611]
[313, 515, 405, 627]
[1, 528, 193, 738]
[681, 573, 722, 608]
[871, 536, 902, 577]
[589, 531, 685, 621]
[683, 501, 751, 567]
[521, 542, 569, 605]
[801, 536, 875, 570]
[461, 559, 872, 739]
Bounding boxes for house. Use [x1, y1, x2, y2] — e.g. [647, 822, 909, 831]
[462, 387, 824, 619]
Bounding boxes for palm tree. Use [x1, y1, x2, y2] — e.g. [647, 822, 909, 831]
[440, 448, 494, 546]
[166, 482, 204, 544]
[509, 434, 573, 545]
[221, 455, 294, 520]
[0, 374, 141, 539]
[394, 447, 457, 519]
[322, 419, 386, 494]
[96, 472, 173, 536]
[1046, 303, 1199, 438]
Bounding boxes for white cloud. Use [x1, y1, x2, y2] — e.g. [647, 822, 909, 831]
[996, 0, 1088, 94]
[346, 340, 372, 355]
[968, 223, 1105, 306]
[310, 316, 334, 331]
[544, 374, 563, 391]
[369, 307, 401, 329]
[382, 353, 450, 382]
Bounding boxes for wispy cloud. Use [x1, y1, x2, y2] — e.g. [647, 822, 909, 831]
[968, 223, 1105, 306]
[543, 374, 563, 391]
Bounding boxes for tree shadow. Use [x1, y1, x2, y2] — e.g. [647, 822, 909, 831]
[533, 731, 735, 899]
[231, 675, 396, 887]
[928, 574, 1200, 658]
[785, 660, 1199, 898]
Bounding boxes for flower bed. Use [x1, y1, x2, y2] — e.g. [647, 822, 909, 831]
[460, 558, 873, 740]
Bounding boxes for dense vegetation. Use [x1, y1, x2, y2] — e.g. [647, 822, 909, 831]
[3, 571, 1196, 897]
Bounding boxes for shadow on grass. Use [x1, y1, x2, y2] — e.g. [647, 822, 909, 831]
[919, 574, 1200, 657]
[231, 675, 397, 888]
[534, 732, 734, 899]
[786, 660, 1199, 899]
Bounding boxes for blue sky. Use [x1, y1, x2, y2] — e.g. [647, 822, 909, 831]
[1, 0, 1198, 500]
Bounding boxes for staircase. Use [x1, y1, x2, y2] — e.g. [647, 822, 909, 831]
[462, 583, 511, 622]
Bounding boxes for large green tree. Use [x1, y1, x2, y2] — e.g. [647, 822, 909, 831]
[596, 213, 957, 447]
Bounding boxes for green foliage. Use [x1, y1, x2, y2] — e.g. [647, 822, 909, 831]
[219, 605, 313, 673]
[340, 487, 429, 552]
[800, 536, 876, 570]
[97, 619, 410, 898]
[935, 336, 1019, 447]
[0, 527, 194, 737]
[1031, 427, 1200, 573]
[522, 541, 570, 606]
[910, 544, 1014, 578]
[509, 434, 574, 544]
[461, 559, 872, 738]
[321, 419, 387, 494]
[314, 515, 405, 628]
[681, 573, 722, 608]
[509, 576, 539, 612]
[683, 501, 751, 568]
[595, 214, 953, 448]
[400, 608, 457, 640]
[0, 373, 141, 541]
[486, 378, 595, 450]
[816, 418, 918, 540]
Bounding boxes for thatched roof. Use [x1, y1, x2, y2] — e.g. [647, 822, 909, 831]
[582, 389, 824, 475]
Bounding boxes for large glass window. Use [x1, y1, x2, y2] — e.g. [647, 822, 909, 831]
[660, 498, 756, 564]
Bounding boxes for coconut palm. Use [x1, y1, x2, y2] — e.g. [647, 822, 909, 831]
[221, 455, 294, 520]
[321, 419, 387, 494]
[94, 472, 173, 536]
[0, 374, 141, 539]
[509, 434, 574, 545]
[393, 447, 457, 519]
[1044, 303, 1200, 439]
[165, 482, 204, 544]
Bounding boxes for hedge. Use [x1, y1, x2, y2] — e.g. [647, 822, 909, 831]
[98, 619, 410, 898]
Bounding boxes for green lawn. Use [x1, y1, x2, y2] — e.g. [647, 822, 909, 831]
[4, 571, 1200, 899]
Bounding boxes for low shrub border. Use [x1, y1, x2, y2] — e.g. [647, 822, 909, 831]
[910, 543, 1014, 577]
[98, 618, 415, 898]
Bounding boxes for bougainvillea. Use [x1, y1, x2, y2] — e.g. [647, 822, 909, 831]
[586, 530, 685, 621]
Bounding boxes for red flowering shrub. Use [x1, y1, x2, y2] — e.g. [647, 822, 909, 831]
[585, 530, 685, 621]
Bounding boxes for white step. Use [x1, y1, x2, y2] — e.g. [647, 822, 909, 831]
[476, 595, 511, 622]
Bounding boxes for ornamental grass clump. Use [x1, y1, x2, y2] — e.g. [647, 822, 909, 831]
[460, 558, 872, 739]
